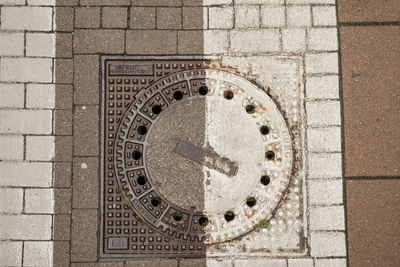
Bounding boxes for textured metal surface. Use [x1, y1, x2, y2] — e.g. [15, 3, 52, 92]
[100, 56, 302, 259]
[201, 70, 293, 244]
[114, 69, 210, 244]
[206, 56, 306, 257]
[100, 58, 208, 259]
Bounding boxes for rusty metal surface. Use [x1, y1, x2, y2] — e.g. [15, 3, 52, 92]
[100, 56, 305, 259]
[114, 69, 212, 242]
[207, 56, 306, 257]
[100, 57, 208, 259]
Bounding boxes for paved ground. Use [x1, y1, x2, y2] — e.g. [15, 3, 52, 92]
[338, 1, 400, 266]
[0, 0, 398, 266]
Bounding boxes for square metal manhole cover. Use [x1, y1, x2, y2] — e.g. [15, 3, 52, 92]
[100, 56, 306, 259]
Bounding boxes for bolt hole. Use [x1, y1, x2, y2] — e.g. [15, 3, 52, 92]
[137, 176, 147, 185]
[199, 216, 209, 227]
[224, 211, 235, 222]
[137, 125, 148, 135]
[260, 175, 270, 186]
[260, 126, 270, 135]
[151, 197, 161, 207]
[265, 150, 275, 160]
[152, 105, 162, 114]
[245, 104, 255, 114]
[173, 211, 183, 221]
[173, 91, 183, 100]
[199, 86, 208, 95]
[224, 90, 234, 100]
[133, 150, 142, 160]
[246, 197, 257, 207]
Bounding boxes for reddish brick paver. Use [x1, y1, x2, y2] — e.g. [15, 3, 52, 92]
[338, 0, 400, 23]
[346, 179, 400, 267]
[338, 1, 400, 266]
[341, 26, 400, 177]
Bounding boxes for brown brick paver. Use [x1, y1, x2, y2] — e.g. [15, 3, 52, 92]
[55, 33, 73, 58]
[54, 188, 72, 214]
[157, 7, 183, 29]
[55, 7, 74, 31]
[125, 259, 178, 267]
[346, 179, 400, 267]
[55, 58, 74, 83]
[338, 0, 400, 23]
[80, 0, 130, 6]
[54, 136, 73, 161]
[180, 259, 207, 267]
[71, 209, 98, 262]
[73, 106, 99, 156]
[74, 29, 125, 54]
[126, 30, 178, 54]
[54, 215, 71, 241]
[56, 0, 79, 6]
[178, 31, 204, 54]
[55, 84, 73, 109]
[53, 241, 70, 267]
[341, 26, 400, 177]
[54, 110, 73, 135]
[102, 7, 128, 28]
[183, 7, 205, 29]
[71, 263, 124, 267]
[130, 7, 156, 29]
[72, 157, 99, 209]
[75, 7, 101, 28]
[132, 0, 182, 6]
[338, 0, 400, 266]
[74, 55, 100, 104]
[54, 162, 72, 188]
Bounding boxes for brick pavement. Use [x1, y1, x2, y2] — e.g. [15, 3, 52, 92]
[0, 0, 397, 266]
[1, 0, 344, 265]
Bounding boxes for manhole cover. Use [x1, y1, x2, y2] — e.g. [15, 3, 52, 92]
[100, 56, 303, 259]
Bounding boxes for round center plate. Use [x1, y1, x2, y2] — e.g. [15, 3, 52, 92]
[114, 69, 293, 244]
